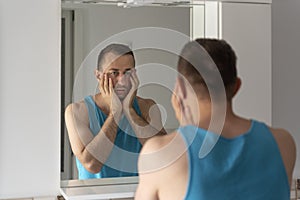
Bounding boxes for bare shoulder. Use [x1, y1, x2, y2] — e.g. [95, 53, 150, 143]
[270, 127, 296, 152]
[140, 132, 176, 154]
[137, 131, 189, 200]
[139, 131, 186, 170]
[136, 134, 167, 200]
[136, 96, 165, 130]
[136, 96, 156, 109]
[65, 101, 86, 115]
[269, 127, 296, 185]
[65, 101, 88, 124]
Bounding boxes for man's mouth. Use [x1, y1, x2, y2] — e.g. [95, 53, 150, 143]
[115, 88, 126, 93]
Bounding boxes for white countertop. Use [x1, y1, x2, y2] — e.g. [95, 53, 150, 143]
[60, 176, 138, 200]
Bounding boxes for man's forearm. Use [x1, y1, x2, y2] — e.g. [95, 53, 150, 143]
[83, 114, 120, 172]
[125, 108, 165, 145]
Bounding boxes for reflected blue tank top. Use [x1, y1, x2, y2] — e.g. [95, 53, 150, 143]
[178, 120, 290, 200]
[76, 95, 142, 179]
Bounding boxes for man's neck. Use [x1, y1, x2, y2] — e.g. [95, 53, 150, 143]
[195, 102, 251, 138]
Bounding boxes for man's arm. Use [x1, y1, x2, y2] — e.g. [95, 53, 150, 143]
[271, 128, 296, 187]
[135, 137, 161, 200]
[65, 101, 121, 174]
[125, 98, 167, 145]
[121, 68, 166, 145]
[135, 173, 159, 200]
[135, 132, 188, 200]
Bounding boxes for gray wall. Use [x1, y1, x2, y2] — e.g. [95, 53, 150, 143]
[0, 0, 60, 198]
[272, 0, 300, 178]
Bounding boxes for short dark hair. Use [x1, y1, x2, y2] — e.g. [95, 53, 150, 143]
[178, 38, 237, 100]
[97, 43, 135, 70]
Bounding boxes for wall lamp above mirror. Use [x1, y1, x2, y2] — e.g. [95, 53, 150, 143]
[61, 0, 206, 7]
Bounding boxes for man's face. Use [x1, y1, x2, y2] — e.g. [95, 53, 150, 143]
[100, 52, 135, 100]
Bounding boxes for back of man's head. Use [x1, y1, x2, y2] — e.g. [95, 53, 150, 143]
[97, 43, 135, 70]
[178, 38, 237, 100]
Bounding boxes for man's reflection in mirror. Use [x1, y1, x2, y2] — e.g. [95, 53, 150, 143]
[65, 44, 167, 179]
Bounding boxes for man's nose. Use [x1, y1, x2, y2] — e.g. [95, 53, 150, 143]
[116, 73, 127, 85]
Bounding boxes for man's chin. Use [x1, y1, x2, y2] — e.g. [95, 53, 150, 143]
[115, 88, 129, 100]
[116, 93, 127, 101]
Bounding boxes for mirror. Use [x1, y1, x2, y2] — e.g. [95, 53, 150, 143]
[61, 0, 205, 183]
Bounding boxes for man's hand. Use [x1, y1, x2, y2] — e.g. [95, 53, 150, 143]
[122, 69, 139, 115]
[98, 73, 122, 121]
[171, 82, 196, 126]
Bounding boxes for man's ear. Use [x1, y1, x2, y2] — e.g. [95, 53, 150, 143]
[232, 77, 241, 97]
[94, 69, 102, 80]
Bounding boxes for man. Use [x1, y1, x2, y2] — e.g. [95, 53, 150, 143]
[135, 39, 296, 199]
[65, 43, 166, 179]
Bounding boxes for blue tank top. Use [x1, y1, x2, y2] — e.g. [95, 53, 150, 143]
[75, 95, 142, 179]
[178, 120, 290, 200]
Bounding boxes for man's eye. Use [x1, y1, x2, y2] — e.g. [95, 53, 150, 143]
[109, 71, 119, 76]
[124, 70, 131, 76]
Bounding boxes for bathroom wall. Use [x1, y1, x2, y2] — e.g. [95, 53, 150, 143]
[0, 0, 60, 198]
[272, 0, 300, 178]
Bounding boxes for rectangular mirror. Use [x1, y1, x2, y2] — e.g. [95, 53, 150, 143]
[60, 0, 205, 187]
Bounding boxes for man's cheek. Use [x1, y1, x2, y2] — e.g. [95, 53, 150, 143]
[112, 79, 117, 88]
